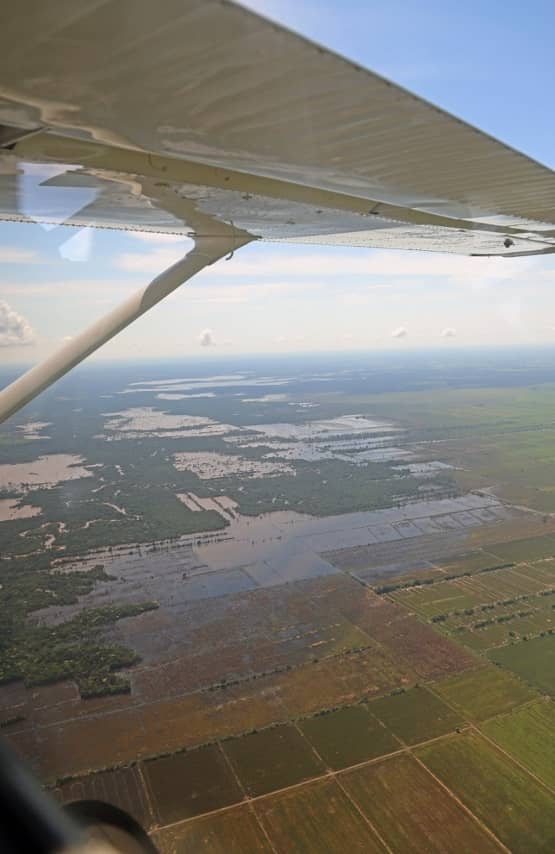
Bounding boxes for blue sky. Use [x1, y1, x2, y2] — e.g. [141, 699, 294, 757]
[1, 0, 554, 364]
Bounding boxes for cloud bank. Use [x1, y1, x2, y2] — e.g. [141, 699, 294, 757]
[0, 301, 35, 347]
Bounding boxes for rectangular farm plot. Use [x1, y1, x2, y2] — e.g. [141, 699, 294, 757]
[418, 731, 555, 852]
[222, 724, 324, 797]
[255, 777, 386, 853]
[466, 566, 548, 598]
[437, 550, 507, 575]
[434, 666, 538, 721]
[367, 686, 463, 744]
[299, 705, 400, 769]
[362, 610, 477, 679]
[340, 753, 503, 854]
[481, 700, 555, 789]
[275, 642, 411, 718]
[144, 744, 243, 824]
[522, 559, 555, 586]
[54, 765, 154, 831]
[390, 579, 491, 618]
[487, 535, 555, 564]
[488, 635, 555, 696]
[153, 804, 273, 854]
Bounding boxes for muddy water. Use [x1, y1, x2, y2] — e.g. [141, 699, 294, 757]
[0, 455, 92, 491]
[0, 498, 41, 522]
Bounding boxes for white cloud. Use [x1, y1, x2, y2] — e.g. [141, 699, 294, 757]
[391, 326, 407, 338]
[440, 327, 456, 337]
[116, 241, 193, 273]
[0, 301, 35, 346]
[199, 328, 215, 347]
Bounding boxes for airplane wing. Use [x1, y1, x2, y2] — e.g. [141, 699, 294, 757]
[0, 0, 554, 422]
[0, 0, 553, 256]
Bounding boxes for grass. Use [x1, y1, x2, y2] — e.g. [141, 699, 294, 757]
[153, 804, 273, 853]
[437, 551, 508, 574]
[418, 731, 555, 852]
[367, 686, 463, 744]
[222, 724, 324, 797]
[433, 666, 538, 721]
[488, 635, 555, 696]
[144, 744, 243, 824]
[341, 753, 502, 854]
[299, 705, 400, 769]
[481, 700, 555, 789]
[487, 536, 555, 564]
[255, 777, 386, 853]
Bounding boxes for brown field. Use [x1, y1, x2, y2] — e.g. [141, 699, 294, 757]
[24, 633, 411, 782]
[367, 686, 464, 744]
[340, 753, 503, 853]
[53, 765, 154, 831]
[299, 705, 400, 769]
[152, 804, 273, 853]
[222, 724, 323, 797]
[144, 744, 244, 824]
[255, 777, 386, 853]
[360, 605, 478, 679]
[274, 642, 413, 717]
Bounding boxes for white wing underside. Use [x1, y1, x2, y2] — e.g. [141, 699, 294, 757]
[0, 0, 553, 256]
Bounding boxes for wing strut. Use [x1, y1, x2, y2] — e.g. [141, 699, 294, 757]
[0, 228, 252, 423]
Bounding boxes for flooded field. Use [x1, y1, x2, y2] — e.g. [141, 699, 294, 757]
[0, 454, 92, 491]
[173, 451, 294, 479]
[0, 498, 41, 521]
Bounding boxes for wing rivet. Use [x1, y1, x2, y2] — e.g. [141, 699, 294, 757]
[504, 237, 514, 248]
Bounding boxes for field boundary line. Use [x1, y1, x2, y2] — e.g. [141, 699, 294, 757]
[332, 774, 393, 853]
[249, 804, 280, 854]
[136, 763, 158, 830]
[152, 728, 468, 835]
[412, 753, 510, 853]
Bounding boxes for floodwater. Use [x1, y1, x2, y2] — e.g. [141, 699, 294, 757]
[16, 421, 52, 440]
[0, 498, 41, 522]
[102, 407, 237, 440]
[35, 492, 514, 629]
[0, 455, 92, 491]
[173, 451, 294, 479]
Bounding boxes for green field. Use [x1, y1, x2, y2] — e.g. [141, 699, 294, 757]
[418, 732, 555, 852]
[222, 724, 323, 797]
[433, 666, 538, 720]
[487, 536, 555, 564]
[153, 804, 273, 853]
[299, 705, 400, 769]
[488, 635, 555, 695]
[255, 778, 385, 853]
[436, 551, 508, 575]
[481, 700, 555, 789]
[144, 745, 243, 824]
[390, 579, 493, 618]
[367, 686, 463, 744]
[341, 753, 502, 854]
